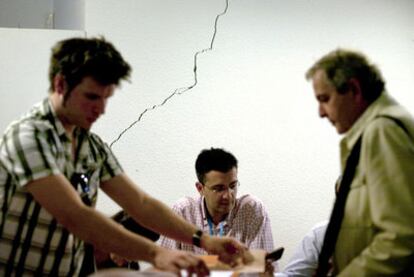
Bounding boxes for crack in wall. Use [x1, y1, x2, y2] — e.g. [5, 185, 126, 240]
[110, 0, 230, 148]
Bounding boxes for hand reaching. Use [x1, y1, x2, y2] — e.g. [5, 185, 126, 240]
[153, 247, 209, 276]
[203, 235, 253, 267]
[109, 253, 129, 267]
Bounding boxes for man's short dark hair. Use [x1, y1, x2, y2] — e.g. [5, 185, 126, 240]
[49, 37, 131, 95]
[305, 48, 385, 103]
[195, 148, 238, 183]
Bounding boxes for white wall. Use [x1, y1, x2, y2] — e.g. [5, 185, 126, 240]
[54, 0, 84, 30]
[84, 0, 414, 268]
[1, 0, 413, 269]
[0, 28, 85, 133]
[0, 0, 84, 29]
[0, 0, 53, 28]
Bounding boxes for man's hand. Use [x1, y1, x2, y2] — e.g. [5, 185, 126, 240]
[263, 259, 275, 276]
[109, 253, 129, 267]
[153, 247, 209, 276]
[313, 257, 334, 277]
[202, 235, 253, 267]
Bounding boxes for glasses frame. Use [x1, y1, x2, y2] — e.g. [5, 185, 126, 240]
[70, 173, 92, 206]
[202, 180, 240, 194]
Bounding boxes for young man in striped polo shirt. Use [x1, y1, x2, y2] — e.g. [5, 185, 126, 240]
[0, 37, 248, 276]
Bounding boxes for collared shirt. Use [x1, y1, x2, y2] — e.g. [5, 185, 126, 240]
[158, 194, 274, 253]
[0, 98, 123, 276]
[334, 92, 414, 276]
[276, 221, 328, 277]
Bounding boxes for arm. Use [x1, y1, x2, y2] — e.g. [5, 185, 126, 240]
[101, 174, 248, 263]
[248, 205, 274, 252]
[282, 222, 327, 277]
[238, 197, 277, 271]
[158, 204, 185, 251]
[340, 118, 414, 275]
[259, 214, 277, 272]
[26, 174, 208, 274]
[100, 174, 200, 246]
[247, 204, 278, 270]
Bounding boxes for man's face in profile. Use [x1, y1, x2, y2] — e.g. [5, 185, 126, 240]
[311, 70, 362, 134]
[59, 76, 115, 130]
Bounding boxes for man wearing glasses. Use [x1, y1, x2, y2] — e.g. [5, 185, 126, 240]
[159, 148, 275, 261]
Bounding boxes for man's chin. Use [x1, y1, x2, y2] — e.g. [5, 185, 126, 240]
[79, 124, 92, 131]
[336, 125, 349, 134]
[219, 204, 234, 212]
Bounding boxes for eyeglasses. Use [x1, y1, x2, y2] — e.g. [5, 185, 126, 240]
[203, 181, 240, 194]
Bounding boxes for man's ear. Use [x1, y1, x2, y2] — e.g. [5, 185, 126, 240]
[348, 78, 367, 106]
[53, 74, 67, 95]
[196, 182, 204, 195]
[348, 78, 362, 97]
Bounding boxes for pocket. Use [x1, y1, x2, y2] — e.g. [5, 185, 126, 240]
[344, 174, 371, 227]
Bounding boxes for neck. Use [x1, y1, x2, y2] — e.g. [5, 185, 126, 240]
[204, 201, 227, 225]
[50, 94, 75, 137]
[210, 213, 225, 226]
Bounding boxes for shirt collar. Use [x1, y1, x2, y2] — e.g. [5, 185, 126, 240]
[339, 92, 396, 167]
[43, 97, 87, 142]
[200, 196, 238, 228]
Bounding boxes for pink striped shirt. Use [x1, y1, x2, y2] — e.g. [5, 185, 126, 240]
[159, 194, 275, 254]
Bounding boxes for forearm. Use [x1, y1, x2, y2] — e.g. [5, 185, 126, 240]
[102, 174, 199, 245]
[102, 174, 237, 256]
[26, 174, 163, 264]
[128, 195, 198, 245]
[61, 204, 161, 263]
[127, 195, 222, 254]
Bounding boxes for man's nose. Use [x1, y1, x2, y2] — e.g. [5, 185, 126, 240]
[221, 188, 231, 199]
[319, 104, 327, 118]
[94, 99, 107, 115]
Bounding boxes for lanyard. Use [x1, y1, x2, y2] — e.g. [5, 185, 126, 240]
[207, 217, 224, 237]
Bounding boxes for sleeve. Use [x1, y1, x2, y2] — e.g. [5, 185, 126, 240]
[340, 118, 414, 275]
[157, 203, 184, 250]
[245, 197, 275, 252]
[1, 123, 61, 187]
[283, 222, 327, 277]
[89, 134, 124, 182]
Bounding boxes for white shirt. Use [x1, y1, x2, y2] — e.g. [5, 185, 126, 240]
[276, 221, 328, 277]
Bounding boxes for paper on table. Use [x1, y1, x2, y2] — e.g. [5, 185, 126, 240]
[200, 249, 266, 273]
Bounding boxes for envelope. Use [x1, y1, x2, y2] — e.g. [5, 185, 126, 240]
[199, 249, 266, 273]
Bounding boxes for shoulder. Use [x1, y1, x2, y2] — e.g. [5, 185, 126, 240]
[172, 196, 200, 211]
[1, 117, 54, 154]
[365, 112, 414, 146]
[4, 115, 54, 137]
[367, 103, 414, 136]
[309, 220, 328, 238]
[1, 100, 58, 147]
[311, 220, 328, 231]
[237, 194, 268, 214]
[171, 196, 202, 223]
[238, 194, 265, 207]
[86, 131, 108, 146]
[10, 99, 55, 132]
[88, 130, 105, 141]
[83, 131, 113, 158]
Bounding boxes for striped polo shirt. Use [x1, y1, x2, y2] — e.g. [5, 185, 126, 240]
[0, 98, 123, 276]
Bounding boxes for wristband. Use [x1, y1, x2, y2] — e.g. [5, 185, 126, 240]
[192, 229, 203, 248]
